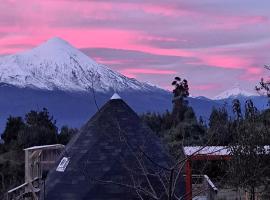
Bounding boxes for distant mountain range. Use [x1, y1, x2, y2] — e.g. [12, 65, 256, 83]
[0, 37, 268, 132]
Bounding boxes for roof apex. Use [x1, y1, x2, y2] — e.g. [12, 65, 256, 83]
[110, 93, 121, 100]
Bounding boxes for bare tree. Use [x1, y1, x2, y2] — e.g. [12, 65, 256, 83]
[86, 68, 101, 112]
[70, 55, 101, 111]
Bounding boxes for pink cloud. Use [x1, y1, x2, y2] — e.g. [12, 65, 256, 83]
[120, 68, 177, 78]
[0, 28, 137, 54]
[138, 35, 178, 42]
[93, 57, 130, 65]
[0, 26, 195, 59]
[191, 83, 220, 91]
[138, 4, 193, 17]
[247, 67, 263, 75]
[0, 34, 46, 54]
[197, 54, 251, 69]
[207, 15, 268, 30]
[239, 67, 264, 81]
[60, 29, 193, 58]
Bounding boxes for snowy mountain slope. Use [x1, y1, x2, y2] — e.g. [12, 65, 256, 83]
[213, 85, 258, 100]
[0, 37, 161, 92]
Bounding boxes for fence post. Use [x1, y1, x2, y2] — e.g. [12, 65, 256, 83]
[185, 159, 192, 200]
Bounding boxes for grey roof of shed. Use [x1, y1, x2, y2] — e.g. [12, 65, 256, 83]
[44, 97, 184, 200]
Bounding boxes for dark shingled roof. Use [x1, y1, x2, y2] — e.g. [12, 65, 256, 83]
[44, 97, 185, 200]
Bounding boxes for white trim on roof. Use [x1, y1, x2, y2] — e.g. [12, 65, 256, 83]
[110, 93, 121, 100]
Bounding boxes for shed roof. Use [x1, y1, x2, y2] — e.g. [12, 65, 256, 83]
[184, 146, 230, 156]
[184, 145, 270, 157]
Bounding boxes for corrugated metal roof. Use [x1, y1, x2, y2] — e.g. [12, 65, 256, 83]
[184, 146, 229, 156]
[184, 145, 270, 156]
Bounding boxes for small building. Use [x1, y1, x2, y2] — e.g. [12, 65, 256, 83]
[43, 94, 185, 199]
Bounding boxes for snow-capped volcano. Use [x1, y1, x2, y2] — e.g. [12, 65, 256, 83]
[0, 37, 159, 92]
[213, 85, 258, 100]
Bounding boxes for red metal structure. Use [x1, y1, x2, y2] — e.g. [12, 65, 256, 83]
[183, 146, 231, 200]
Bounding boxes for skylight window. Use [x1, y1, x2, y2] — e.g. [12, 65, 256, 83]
[56, 157, 70, 172]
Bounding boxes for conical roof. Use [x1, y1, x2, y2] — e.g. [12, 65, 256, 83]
[44, 98, 183, 199]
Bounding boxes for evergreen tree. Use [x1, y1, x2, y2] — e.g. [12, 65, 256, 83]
[142, 77, 206, 157]
[58, 126, 77, 145]
[171, 77, 189, 122]
[1, 117, 25, 146]
[232, 99, 242, 120]
[18, 108, 58, 148]
[208, 106, 231, 145]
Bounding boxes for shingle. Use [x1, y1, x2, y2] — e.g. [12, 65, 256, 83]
[43, 98, 184, 200]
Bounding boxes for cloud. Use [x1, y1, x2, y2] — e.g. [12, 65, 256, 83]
[191, 83, 221, 91]
[196, 54, 251, 69]
[120, 68, 177, 78]
[0, 0, 270, 97]
[81, 47, 193, 66]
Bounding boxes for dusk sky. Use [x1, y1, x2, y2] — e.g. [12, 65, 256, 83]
[0, 0, 270, 98]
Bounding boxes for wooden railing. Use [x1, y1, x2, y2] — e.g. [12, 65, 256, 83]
[185, 174, 218, 200]
[5, 144, 65, 200]
[6, 177, 40, 200]
[203, 175, 218, 200]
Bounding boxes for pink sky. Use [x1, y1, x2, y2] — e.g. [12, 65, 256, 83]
[0, 0, 270, 97]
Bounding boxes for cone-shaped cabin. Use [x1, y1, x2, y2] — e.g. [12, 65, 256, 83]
[44, 94, 184, 199]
